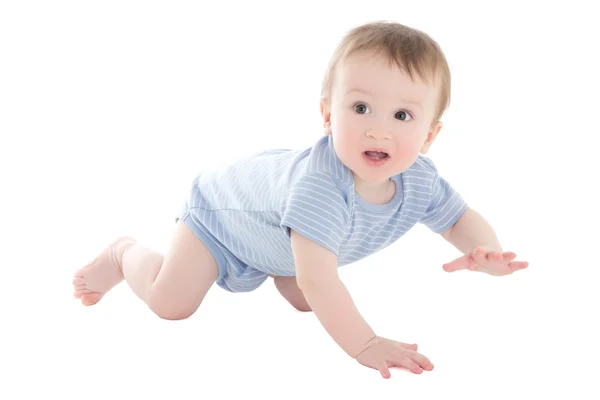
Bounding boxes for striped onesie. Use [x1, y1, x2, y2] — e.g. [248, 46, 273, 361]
[176, 134, 468, 292]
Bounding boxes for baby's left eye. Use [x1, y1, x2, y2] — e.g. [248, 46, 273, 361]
[395, 111, 412, 121]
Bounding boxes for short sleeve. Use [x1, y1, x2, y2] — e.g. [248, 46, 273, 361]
[419, 157, 468, 234]
[280, 172, 351, 256]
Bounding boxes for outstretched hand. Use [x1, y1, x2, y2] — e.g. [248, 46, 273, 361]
[443, 246, 529, 276]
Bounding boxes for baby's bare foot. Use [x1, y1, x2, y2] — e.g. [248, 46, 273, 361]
[73, 237, 137, 306]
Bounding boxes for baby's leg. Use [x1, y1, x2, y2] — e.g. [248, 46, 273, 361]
[73, 220, 219, 320]
[273, 276, 312, 312]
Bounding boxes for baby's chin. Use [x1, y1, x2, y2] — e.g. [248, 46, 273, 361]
[349, 169, 395, 184]
[350, 157, 415, 178]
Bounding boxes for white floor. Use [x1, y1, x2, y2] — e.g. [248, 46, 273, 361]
[3, 2, 599, 398]
[7, 226, 599, 399]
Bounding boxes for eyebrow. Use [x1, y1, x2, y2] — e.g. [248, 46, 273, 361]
[345, 88, 423, 110]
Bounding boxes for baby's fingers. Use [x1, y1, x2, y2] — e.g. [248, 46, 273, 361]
[388, 355, 424, 374]
[397, 342, 419, 350]
[377, 360, 392, 379]
[509, 261, 529, 272]
[406, 350, 435, 371]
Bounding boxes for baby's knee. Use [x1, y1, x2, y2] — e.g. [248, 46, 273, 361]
[150, 303, 194, 320]
[147, 293, 197, 320]
[292, 303, 312, 313]
[273, 276, 312, 312]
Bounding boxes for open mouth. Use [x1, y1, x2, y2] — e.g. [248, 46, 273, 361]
[364, 150, 389, 160]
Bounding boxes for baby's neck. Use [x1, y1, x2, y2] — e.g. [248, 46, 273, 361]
[354, 178, 395, 205]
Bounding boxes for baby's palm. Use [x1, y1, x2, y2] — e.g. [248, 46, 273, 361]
[443, 246, 529, 276]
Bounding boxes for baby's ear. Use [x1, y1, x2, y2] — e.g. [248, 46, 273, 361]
[421, 121, 443, 154]
[320, 98, 330, 119]
[320, 98, 332, 135]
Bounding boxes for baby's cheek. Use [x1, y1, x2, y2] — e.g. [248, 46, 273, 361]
[394, 139, 421, 160]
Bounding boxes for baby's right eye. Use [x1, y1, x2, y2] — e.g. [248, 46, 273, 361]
[354, 103, 370, 114]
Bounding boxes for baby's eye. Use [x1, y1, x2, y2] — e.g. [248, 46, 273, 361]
[395, 111, 412, 121]
[354, 103, 370, 114]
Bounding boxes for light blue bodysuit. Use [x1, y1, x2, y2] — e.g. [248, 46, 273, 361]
[176, 134, 468, 292]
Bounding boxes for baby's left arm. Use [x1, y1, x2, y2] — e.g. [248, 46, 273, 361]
[440, 207, 529, 276]
[441, 207, 502, 253]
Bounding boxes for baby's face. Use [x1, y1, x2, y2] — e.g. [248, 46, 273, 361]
[324, 50, 441, 190]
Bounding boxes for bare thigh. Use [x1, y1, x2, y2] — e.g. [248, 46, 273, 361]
[148, 220, 219, 320]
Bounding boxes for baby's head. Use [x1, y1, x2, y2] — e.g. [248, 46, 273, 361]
[320, 21, 451, 187]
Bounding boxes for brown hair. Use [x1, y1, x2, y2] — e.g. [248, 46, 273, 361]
[321, 21, 451, 126]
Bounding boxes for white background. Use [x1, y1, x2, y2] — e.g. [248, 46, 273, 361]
[1, 0, 599, 398]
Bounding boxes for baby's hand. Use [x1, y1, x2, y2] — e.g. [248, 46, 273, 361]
[354, 336, 434, 379]
[443, 246, 529, 276]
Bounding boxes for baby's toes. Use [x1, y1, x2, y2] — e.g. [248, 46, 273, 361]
[74, 287, 91, 299]
[72, 277, 85, 285]
[81, 293, 103, 306]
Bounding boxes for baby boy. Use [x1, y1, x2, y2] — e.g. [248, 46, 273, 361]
[72, 21, 528, 379]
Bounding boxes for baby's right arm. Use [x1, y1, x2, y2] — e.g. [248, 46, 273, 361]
[290, 229, 376, 358]
[290, 229, 435, 378]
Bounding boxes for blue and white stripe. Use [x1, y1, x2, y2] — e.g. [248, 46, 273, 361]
[179, 134, 468, 292]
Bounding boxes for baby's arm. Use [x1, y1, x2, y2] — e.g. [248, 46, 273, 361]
[290, 229, 437, 376]
[440, 207, 528, 275]
[441, 207, 503, 253]
[290, 229, 375, 358]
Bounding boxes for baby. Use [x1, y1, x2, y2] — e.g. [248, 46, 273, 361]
[72, 21, 528, 379]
